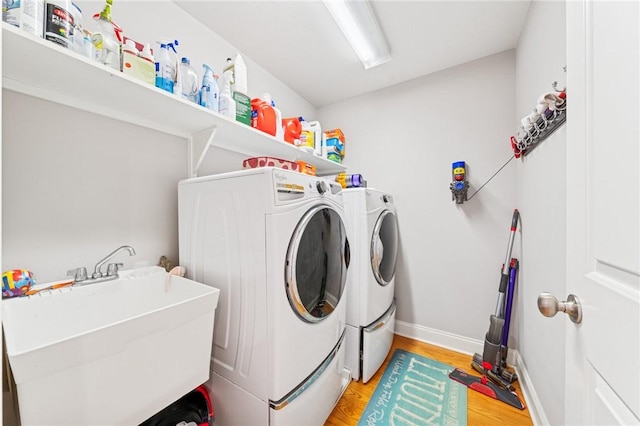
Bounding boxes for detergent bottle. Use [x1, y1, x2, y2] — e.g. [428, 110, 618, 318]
[250, 98, 264, 131]
[200, 64, 219, 112]
[298, 117, 313, 152]
[251, 94, 278, 136]
[282, 116, 302, 145]
[262, 93, 283, 141]
[219, 69, 236, 119]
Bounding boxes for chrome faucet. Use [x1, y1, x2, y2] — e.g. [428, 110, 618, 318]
[92, 245, 136, 279]
[67, 245, 136, 285]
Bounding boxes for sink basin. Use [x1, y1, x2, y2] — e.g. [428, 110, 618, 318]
[2, 266, 220, 426]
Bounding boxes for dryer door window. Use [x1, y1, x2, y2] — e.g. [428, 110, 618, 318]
[371, 210, 398, 286]
[286, 206, 348, 323]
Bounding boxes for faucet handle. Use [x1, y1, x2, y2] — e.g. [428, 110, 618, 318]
[106, 263, 124, 276]
[67, 267, 88, 282]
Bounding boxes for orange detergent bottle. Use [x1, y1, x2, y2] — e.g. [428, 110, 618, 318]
[282, 116, 302, 145]
[251, 98, 277, 136]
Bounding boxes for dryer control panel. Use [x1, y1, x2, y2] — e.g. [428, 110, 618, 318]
[272, 169, 343, 206]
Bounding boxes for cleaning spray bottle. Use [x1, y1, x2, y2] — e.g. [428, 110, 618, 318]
[166, 39, 180, 97]
[219, 68, 236, 120]
[200, 64, 219, 112]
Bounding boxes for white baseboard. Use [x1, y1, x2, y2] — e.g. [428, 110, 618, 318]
[394, 319, 484, 357]
[513, 351, 548, 426]
[395, 320, 546, 426]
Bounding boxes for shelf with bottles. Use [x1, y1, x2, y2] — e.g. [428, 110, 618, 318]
[1, 23, 347, 176]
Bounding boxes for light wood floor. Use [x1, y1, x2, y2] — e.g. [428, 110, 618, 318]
[326, 334, 533, 426]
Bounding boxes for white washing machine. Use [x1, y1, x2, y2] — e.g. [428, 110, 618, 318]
[342, 188, 398, 383]
[178, 167, 351, 425]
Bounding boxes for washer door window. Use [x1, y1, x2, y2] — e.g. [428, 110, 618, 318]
[286, 206, 348, 323]
[371, 210, 398, 286]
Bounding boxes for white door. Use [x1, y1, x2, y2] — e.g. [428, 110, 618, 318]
[563, 1, 640, 424]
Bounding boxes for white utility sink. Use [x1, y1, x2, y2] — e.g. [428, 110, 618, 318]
[2, 266, 220, 426]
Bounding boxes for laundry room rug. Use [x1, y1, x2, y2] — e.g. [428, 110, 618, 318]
[357, 349, 467, 426]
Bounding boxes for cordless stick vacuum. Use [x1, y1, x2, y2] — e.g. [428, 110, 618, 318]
[472, 209, 520, 386]
[499, 259, 519, 377]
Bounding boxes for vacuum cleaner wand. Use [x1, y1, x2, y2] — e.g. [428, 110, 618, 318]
[480, 209, 520, 375]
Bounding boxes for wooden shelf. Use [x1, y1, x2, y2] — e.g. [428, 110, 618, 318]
[1, 23, 346, 176]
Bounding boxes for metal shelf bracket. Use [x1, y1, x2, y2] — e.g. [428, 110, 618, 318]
[188, 126, 219, 178]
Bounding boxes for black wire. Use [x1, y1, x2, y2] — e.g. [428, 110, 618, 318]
[467, 154, 516, 200]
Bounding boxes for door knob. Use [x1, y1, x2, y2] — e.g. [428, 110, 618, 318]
[537, 292, 582, 324]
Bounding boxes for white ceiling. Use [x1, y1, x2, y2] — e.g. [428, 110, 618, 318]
[175, 1, 532, 108]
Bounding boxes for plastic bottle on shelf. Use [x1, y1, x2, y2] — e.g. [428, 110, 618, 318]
[164, 40, 181, 96]
[82, 29, 94, 59]
[223, 53, 247, 95]
[178, 57, 199, 103]
[219, 69, 236, 120]
[44, 0, 75, 49]
[200, 64, 219, 112]
[141, 43, 154, 63]
[307, 121, 322, 156]
[71, 2, 84, 55]
[272, 101, 284, 140]
[251, 95, 278, 136]
[122, 38, 138, 57]
[155, 43, 175, 93]
[261, 93, 283, 141]
[251, 98, 265, 130]
[282, 116, 302, 145]
[90, 0, 121, 70]
[298, 117, 313, 152]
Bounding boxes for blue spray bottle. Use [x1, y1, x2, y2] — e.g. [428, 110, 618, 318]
[200, 64, 219, 112]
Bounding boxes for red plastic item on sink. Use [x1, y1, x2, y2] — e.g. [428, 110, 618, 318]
[242, 156, 300, 172]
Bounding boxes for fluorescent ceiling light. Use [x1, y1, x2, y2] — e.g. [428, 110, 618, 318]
[323, 0, 391, 70]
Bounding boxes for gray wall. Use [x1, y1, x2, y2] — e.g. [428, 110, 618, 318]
[2, 91, 185, 281]
[515, 1, 567, 424]
[318, 50, 518, 346]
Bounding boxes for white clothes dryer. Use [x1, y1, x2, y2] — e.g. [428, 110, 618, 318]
[342, 188, 398, 383]
[178, 168, 351, 425]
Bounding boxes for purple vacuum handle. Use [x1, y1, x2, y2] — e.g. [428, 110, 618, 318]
[501, 260, 519, 349]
